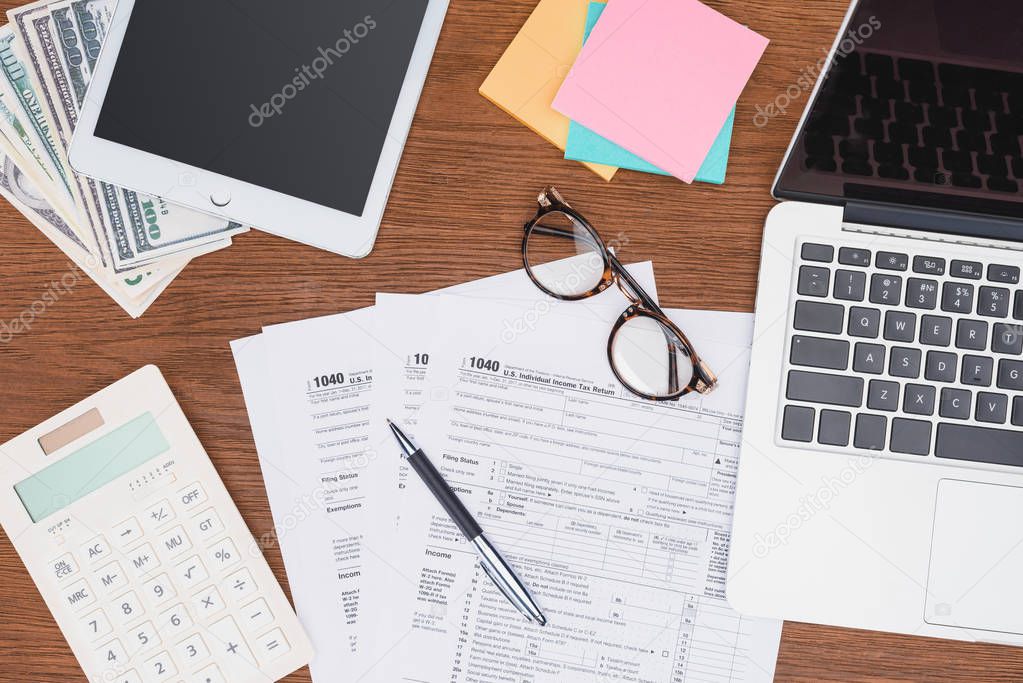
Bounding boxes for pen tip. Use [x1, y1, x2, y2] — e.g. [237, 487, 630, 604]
[385, 418, 393, 426]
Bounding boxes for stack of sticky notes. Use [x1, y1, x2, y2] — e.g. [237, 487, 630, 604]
[480, 0, 768, 184]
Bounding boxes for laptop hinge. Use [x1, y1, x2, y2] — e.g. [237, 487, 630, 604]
[843, 202, 1023, 251]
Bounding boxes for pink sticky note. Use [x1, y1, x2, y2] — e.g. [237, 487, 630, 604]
[553, 0, 768, 183]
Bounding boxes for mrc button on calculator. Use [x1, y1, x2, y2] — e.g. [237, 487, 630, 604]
[0, 366, 313, 683]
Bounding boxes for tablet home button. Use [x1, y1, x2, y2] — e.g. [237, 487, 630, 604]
[210, 192, 231, 207]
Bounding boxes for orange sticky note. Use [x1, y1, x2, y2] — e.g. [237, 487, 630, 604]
[479, 0, 618, 181]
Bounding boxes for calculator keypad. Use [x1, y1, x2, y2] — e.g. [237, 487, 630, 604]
[54, 481, 290, 681]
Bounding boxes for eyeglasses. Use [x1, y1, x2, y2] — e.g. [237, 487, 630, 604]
[521, 186, 717, 401]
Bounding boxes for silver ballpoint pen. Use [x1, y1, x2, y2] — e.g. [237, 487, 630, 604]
[386, 419, 547, 626]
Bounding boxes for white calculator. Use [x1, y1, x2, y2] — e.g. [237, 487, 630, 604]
[0, 365, 313, 683]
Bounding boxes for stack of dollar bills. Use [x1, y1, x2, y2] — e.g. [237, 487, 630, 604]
[0, 0, 247, 317]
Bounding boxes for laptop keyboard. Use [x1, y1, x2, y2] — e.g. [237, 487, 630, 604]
[781, 239, 1023, 466]
[804, 51, 1023, 193]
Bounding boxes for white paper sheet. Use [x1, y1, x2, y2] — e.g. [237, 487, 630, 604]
[367, 295, 782, 682]
[232, 262, 656, 681]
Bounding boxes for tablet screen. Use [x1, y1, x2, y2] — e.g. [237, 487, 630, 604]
[95, 0, 429, 217]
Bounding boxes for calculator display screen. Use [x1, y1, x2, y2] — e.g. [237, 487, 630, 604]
[14, 413, 170, 523]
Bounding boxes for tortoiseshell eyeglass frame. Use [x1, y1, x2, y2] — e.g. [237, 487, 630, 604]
[521, 186, 717, 401]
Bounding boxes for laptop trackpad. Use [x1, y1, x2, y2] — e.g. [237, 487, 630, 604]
[926, 479, 1023, 634]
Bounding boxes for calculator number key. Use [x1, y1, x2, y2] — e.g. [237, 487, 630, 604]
[96, 638, 128, 669]
[207, 538, 240, 571]
[113, 591, 145, 627]
[158, 604, 193, 636]
[110, 671, 142, 683]
[127, 621, 162, 654]
[175, 633, 211, 665]
[82, 608, 113, 641]
[194, 508, 224, 541]
[49, 552, 79, 582]
[143, 651, 177, 681]
[142, 573, 177, 606]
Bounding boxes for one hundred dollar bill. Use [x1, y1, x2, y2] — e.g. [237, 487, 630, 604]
[10, 1, 246, 272]
[0, 142, 183, 317]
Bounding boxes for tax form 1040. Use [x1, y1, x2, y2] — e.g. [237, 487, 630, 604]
[369, 295, 782, 682]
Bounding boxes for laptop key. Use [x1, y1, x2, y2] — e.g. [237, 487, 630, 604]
[852, 343, 885, 374]
[890, 347, 922, 378]
[798, 266, 831, 297]
[800, 243, 834, 263]
[790, 336, 849, 370]
[848, 307, 881, 338]
[906, 278, 938, 310]
[838, 247, 871, 267]
[954, 319, 988, 350]
[853, 414, 886, 451]
[1014, 291, 1023, 320]
[997, 359, 1023, 390]
[867, 380, 900, 412]
[786, 371, 863, 407]
[869, 274, 903, 305]
[920, 315, 952, 346]
[992, 323, 1023, 355]
[979, 286, 1011, 318]
[912, 256, 945, 275]
[977, 392, 1009, 424]
[884, 311, 917, 342]
[961, 355, 994, 386]
[793, 301, 845, 334]
[834, 270, 866, 301]
[903, 384, 936, 415]
[925, 351, 958, 382]
[817, 410, 851, 447]
[875, 252, 908, 271]
[781, 406, 815, 443]
[890, 418, 932, 456]
[936, 424, 1023, 466]
[988, 264, 1021, 284]
[950, 260, 983, 280]
[941, 282, 975, 313]
[1013, 397, 1023, 427]
[939, 388, 972, 420]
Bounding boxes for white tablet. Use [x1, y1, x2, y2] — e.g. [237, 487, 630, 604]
[70, 0, 448, 258]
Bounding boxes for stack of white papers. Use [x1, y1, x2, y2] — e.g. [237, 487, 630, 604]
[231, 263, 782, 682]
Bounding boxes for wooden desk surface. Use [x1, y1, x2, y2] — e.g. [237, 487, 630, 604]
[1, 0, 1021, 680]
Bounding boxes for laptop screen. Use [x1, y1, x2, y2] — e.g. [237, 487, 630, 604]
[774, 0, 1023, 222]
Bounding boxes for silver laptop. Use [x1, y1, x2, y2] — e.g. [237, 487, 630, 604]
[728, 0, 1023, 645]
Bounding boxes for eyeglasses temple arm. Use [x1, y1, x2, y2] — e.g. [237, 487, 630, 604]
[528, 224, 604, 252]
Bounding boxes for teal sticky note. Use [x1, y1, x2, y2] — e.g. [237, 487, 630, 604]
[564, 2, 735, 184]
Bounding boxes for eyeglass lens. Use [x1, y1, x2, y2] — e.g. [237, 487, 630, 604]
[523, 211, 607, 298]
[610, 313, 694, 398]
